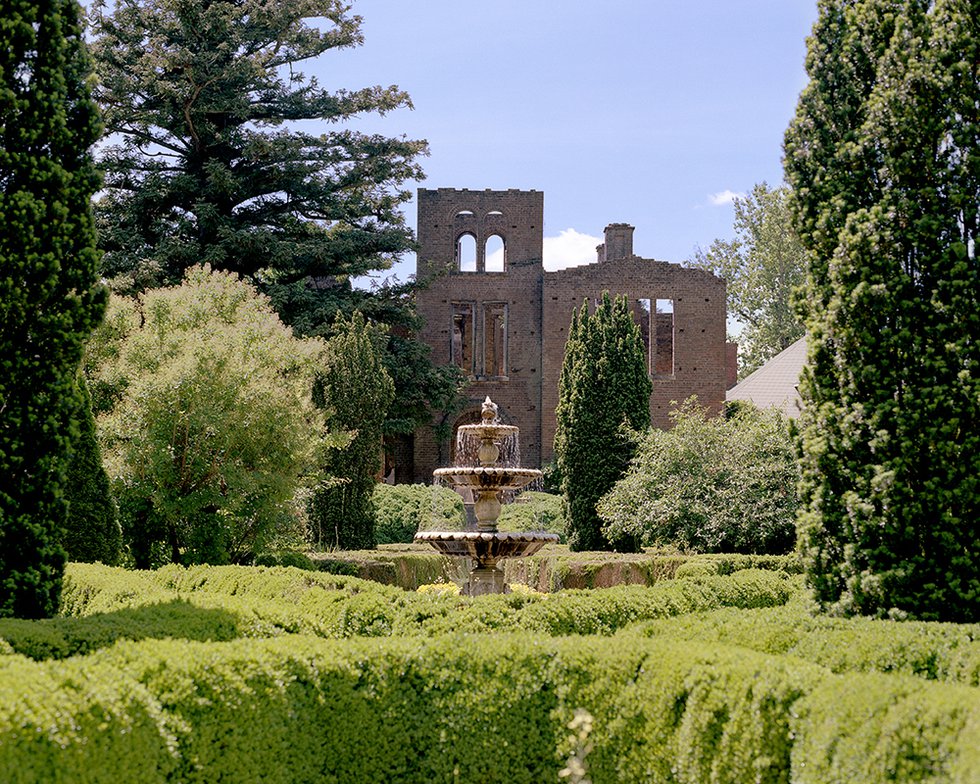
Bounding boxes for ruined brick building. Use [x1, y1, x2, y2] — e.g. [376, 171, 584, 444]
[400, 188, 732, 483]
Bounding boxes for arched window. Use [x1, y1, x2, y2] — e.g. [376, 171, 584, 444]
[457, 233, 477, 272]
[455, 210, 474, 217]
[487, 210, 503, 217]
[484, 234, 505, 272]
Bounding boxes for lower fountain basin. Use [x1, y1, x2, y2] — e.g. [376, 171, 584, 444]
[433, 466, 542, 491]
[414, 530, 559, 563]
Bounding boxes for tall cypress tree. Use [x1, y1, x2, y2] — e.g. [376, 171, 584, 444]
[555, 293, 651, 552]
[308, 312, 395, 550]
[785, 0, 979, 621]
[0, 0, 106, 617]
[64, 374, 121, 565]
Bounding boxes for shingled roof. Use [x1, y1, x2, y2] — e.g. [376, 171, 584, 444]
[726, 337, 806, 418]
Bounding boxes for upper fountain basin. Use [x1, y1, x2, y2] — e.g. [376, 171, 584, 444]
[456, 423, 519, 440]
[433, 465, 541, 491]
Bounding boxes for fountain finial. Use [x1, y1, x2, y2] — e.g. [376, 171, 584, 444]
[481, 396, 498, 424]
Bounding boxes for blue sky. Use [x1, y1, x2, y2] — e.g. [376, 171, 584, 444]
[312, 1, 819, 280]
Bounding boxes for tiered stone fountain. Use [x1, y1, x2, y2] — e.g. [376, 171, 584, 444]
[415, 397, 559, 595]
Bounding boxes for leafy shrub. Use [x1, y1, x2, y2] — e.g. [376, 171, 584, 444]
[373, 483, 465, 543]
[599, 399, 798, 554]
[253, 551, 317, 572]
[92, 267, 330, 567]
[498, 491, 567, 541]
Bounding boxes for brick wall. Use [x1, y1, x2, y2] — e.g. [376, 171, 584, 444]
[410, 188, 727, 482]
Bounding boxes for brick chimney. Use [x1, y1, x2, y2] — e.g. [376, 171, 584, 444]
[601, 223, 634, 261]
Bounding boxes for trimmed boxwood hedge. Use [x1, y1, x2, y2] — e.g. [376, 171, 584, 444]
[0, 565, 793, 660]
[0, 634, 977, 783]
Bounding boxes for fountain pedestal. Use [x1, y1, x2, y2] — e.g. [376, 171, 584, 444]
[415, 397, 559, 595]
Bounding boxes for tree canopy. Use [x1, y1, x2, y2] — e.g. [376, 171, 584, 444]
[785, 0, 979, 621]
[93, 266, 330, 567]
[0, 0, 106, 618]
[88, 0, 460, 438]
[691, 182, 806, 377]
[90, 0, 425, 297]
[308, 311, 394, 550]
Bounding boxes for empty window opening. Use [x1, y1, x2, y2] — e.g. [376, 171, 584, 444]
[457, 233, 477, 272]
[483, 303, 508, 378]
[655, 299, 675, 376]
[485, 234, 505, 272]
[451, 303, 475, 375]
[634, 299, 653, 375]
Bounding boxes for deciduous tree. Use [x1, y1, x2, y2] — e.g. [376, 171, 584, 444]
[95, 267, 329, 567]
[691, 182, 806, 376]
[785, 0, 979, 621]
[0, 0, 106, 617]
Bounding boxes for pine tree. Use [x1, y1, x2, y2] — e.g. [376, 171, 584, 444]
[88, 0, 459, 438]
[0, 0, 106, 617]
[555, 293, 651, 552]
[64, 374, 121, 565]
[309, 312, 395, 550]
[785, 0, 979, 621]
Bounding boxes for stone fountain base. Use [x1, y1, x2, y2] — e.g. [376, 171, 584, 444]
[414, 530, 560, 596]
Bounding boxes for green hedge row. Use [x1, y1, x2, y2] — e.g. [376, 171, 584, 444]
[636, 601, 980, 687]
[0, 566, 792, 661]
[1, 633, 977, 783]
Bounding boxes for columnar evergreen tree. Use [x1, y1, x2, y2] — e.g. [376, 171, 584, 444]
[785, 0, 979, 621]
[309, 312, 395, 550]
[555, 293, 651, 552]
[64, 374, 121, 565]
[0, 0, 106, 617]
[691, 182, 806, 376]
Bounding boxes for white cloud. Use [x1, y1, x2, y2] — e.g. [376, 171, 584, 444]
[708, 189, 745, 206]
[543, 228, 603, 271]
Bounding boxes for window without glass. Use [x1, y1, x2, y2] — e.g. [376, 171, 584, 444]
[634, 298, 652, 375]
[485, 234, 505, 272]
[457, 234, 477, 272]
[654, 299, 675, 376]
[483, 303, 508, 378]
[451, 302, 475, 374]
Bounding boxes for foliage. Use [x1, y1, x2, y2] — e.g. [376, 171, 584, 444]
[63, 374, 121, 565]
[555, 293, 651, 552]
[691, 182, 806, 376]
[497, 491, 567, 542]
[0, 0, 105, 618]
[89, 0, 424, 297]
[372, 483, 464, 544]
[87, 0, 461, 439]
[2, 592, 979, 783]
[599, 399, 799, 555]
[93, 266, 329, 567]
[308, 313, 395, 550]
[784, 0, 980, 621]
